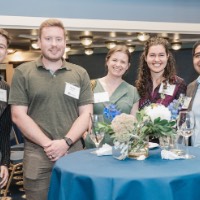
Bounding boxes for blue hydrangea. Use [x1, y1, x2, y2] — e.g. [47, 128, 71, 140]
[103, 104, 121, 122]
[168, 94, 185, 120]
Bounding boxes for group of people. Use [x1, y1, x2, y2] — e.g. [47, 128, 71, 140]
[0, 18, 200, 199]
[84, 36, 187, 147]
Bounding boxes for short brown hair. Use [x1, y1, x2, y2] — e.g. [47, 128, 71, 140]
[0, 28, 11, 47]
[38, 18, 66, 39]
[105, 45, 131, 63]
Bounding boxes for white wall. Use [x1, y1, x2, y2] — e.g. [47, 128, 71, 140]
[0, 0, 200, 23]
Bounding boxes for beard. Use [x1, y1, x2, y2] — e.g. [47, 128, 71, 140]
[42, 48, 65, 62]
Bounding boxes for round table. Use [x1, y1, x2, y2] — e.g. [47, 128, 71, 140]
[48, 147, 200, 200]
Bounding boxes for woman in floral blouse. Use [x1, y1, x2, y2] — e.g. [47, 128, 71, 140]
[135, 36, 186, 110]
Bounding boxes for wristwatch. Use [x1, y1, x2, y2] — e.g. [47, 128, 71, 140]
[64, 137, 73, 147]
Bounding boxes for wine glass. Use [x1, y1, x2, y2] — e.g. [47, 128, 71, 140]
[89, 114, 105, 148]
[177, 110, 195, 159]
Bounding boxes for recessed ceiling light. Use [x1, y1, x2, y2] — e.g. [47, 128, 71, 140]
[7, 48, 16, 54]
[109, 32, 116, 38]
[126, 44, 135, 53]
[85, 48, 94, 55]
[31, 40, 40, 49]
[171, 41, 182, 50]
[105, 41, 117, 49]
[80, 36, 93, 46]
[65, 44, 71, 52]
[137, 33, 150, 42]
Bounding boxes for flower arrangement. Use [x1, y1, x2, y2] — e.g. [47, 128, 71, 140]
[111, 114, 136, 143]
[100, 103, 176, 142]
[137, 104, 176, 139]
[103, 104, 121, 122]
[99, 103, 176, 159]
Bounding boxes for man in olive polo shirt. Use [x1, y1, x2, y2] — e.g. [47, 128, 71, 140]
[9, 19, 93, 200]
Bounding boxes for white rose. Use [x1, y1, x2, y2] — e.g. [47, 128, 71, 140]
[145, 104, 171, 121]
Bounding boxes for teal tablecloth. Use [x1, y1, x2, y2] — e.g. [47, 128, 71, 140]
[48, 147, 200, 200]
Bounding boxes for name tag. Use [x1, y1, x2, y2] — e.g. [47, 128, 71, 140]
[94, 92, 109, 103]
[0, 89, 7, 102]
[182, 97, 192, 109]
[64, 83, 80, 99]
[159, 82, 175, 96]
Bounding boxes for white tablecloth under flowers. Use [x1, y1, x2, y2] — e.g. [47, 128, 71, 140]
[48, 147, 200, 200]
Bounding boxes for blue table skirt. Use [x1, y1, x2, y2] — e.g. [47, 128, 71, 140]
[48, 147, 200, 200]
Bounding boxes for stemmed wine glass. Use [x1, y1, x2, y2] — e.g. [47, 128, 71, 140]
[177, 110, 195, 159]
[89, 114, 105, 148]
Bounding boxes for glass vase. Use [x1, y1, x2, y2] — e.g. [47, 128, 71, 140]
[128, 136, 149, 159]
[112, 140, 128, 160]
[159, 136, 170, 150]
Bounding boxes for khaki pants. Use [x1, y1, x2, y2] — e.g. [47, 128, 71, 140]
[23, 142, 53, 200]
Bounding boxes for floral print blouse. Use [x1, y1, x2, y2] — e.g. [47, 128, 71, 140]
[139, 76, 187, 110]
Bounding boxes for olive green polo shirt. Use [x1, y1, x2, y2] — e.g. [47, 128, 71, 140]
[9, 57, 93, 140]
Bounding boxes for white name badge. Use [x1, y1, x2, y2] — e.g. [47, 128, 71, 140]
[64, 83, 80, 99]
[159, 82, 176, 96]
[182, 97, 192, 109]
[0, 89, 7, 102]
[94, 92, 109, 103]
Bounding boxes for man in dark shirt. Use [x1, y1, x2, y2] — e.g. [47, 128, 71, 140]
[0, 28, 12, 189]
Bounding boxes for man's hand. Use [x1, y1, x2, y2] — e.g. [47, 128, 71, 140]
[43, 140, 69, 161]
[0, 165, 9, 188]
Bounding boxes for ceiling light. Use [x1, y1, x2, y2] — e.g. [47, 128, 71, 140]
[31, 40, 40, 49]
[63, 52, 69, 60]
[137, 33, 150, 42]
[171, 41, 182, 50]
[105, 41, 117, 49]
[7, 48, 16, 54]
[173, 33, 180, 40]
[109, 32, 116, 37]
[127, 44, 135, 53]
[85, 48, 94, 55]
[65, 44, 71, 52]
[80, 36, 93, 46]
[157, 33, 169, 40]
[83, 31, 92, 36]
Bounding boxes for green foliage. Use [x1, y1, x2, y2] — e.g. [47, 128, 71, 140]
[140, 117, 176, 138]
[97, 108, 176, 143]
[97, 122, 114, 135]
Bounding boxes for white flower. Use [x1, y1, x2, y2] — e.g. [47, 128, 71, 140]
[144, 104, 171, 122]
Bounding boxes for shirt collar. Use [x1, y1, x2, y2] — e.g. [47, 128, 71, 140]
[35, 56, 71, 71]
[197, 76, 200, 85]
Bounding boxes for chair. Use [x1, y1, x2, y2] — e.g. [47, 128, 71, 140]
[3, 152, 24, 197]
[2, 126, 24, 198]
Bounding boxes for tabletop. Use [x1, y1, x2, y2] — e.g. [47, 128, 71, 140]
[48, 147, 200, 200]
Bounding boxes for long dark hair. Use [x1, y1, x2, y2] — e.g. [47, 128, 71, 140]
[135, 37, 176, 98]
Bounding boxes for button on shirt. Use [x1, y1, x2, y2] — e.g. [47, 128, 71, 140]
[192, 76, 200, 147]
